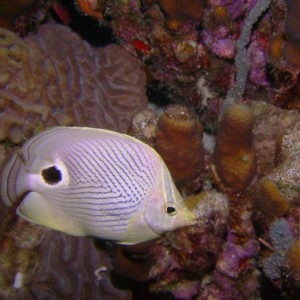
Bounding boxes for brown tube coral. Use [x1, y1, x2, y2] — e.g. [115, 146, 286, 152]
[212, 104, 256, 191]
[285, 0, 300, 44]
[283, 0, 300, 66]
[155, 104, 204, 189]
[145, 0, 204, 30]
[254, 179, 289, 218]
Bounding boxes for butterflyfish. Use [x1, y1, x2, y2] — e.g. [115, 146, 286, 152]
[1, 127, 196, 244]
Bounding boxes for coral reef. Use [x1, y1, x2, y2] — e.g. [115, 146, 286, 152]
[255, 179, 290, 218]
[267, 0, 300, 110]
[0, 21, 148, 300]
[0, 23, 147, 144]
[122, 101, 300, 298]
[4, 0, 300, 299]
[128, 108, 159, 147]
[149, 190, 230, 297]
[212, 104, 256, 191]
[252, 113, 300, 217]
[25, 231, 131, 299]
[0, 0, 55, 35]
[71, 0, 300, 119]
[110, 241, 154, 282]
[155, 104, 204, 190]
[75, 0, 275, 129]
[146, 0, 204, 30]
[0, 220, 45, 299]
[261, 218, 294, 281]
[199, 193, 260, 299]
[223, 0, 271, 108]
[258, 119, 300, 205]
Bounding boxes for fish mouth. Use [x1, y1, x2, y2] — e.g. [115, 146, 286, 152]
[171, 207, 197, 229]
[182, 207, 197, 226]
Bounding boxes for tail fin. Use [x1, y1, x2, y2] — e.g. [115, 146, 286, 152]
[1, 153, 22, 206]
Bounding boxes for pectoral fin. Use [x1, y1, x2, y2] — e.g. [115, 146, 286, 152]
[17, 192, 62, 232]
[17, 191, 86, 236]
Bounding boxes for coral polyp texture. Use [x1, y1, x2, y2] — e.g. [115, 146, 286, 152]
[212, 104, 257, 191]
[0, 23, 147, 144]
[260, 120, 300, 205]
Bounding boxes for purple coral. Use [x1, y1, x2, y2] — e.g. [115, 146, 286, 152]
[262, 218, 294, 281]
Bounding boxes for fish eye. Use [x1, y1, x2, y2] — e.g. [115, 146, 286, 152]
[41, 166, 62, 185]
[166, 205, 177, 216]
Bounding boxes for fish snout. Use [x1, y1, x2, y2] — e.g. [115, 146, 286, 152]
[172, 206, 197, 229]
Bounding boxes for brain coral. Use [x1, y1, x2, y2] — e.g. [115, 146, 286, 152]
[0, 23, 147, 299]
[0, 23, 147, 144]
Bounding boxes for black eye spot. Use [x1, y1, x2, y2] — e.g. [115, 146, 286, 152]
[42, 166, 62, 185]
[166, 206, 177, 215]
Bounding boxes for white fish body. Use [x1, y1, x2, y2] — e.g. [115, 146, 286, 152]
[1, 127, 196, 244]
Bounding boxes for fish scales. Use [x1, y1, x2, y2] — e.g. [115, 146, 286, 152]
[41, 140, 153, 230]
[62, 140, 155, 206]
[1, 126, 196, 244]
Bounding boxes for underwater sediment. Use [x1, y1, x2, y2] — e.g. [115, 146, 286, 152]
[1, 0, 300, 299]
